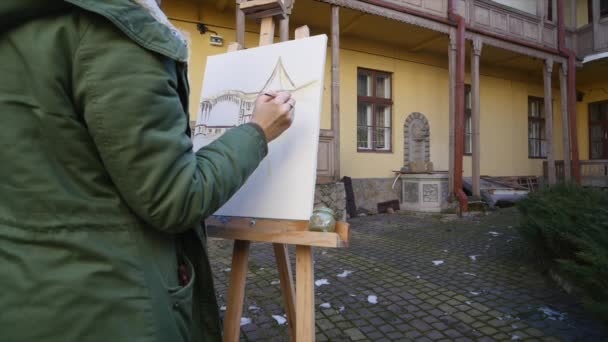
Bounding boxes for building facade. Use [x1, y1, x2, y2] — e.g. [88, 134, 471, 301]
[162, 0, 608, 212]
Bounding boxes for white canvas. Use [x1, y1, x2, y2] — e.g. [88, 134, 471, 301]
[193, 35, 327, 220]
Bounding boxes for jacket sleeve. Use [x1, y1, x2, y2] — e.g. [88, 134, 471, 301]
[73, 16, 267, 233]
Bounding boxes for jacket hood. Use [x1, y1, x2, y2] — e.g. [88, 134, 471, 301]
[0, 0, 188, 62]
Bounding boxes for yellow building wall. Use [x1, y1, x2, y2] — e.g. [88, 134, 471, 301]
[164, 0, 583, 180]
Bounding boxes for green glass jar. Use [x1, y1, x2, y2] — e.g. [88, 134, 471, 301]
[308, 206, 336, 232]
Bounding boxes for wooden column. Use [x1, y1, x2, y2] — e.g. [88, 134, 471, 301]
[236, 0, 245, 47]
[471, 38, 482, 198]
[544, 58, 556, 185]
[592, 0, 601, 50]
[559, 63, 572, 180]
[280, 17, 290, 42]
[331, 5, 341, 180]
[448, 28, 457, 197]
[570, 0, 577, 29]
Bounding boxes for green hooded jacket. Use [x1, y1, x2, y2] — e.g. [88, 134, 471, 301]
[0, 1, 268, 341]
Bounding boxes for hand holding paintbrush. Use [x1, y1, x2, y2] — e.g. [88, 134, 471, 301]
[250, 91, 296, 142]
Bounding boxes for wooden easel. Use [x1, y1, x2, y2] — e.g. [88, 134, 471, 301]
[207, 2, 350, 342]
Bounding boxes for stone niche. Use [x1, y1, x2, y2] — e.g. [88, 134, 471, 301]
[402, 112, 433, 173]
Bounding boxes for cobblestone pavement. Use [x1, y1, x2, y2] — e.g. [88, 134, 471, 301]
[208, 208, 608, 341]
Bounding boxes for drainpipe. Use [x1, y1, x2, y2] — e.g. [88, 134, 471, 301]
[557, 0, 581, 184]
[448, 0, 469, 213]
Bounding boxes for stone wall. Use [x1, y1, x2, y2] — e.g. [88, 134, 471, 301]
[314, 182, 347, 221]
[351, 178, 402, 213]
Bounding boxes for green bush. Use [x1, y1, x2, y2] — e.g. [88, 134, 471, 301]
[517, 183, 608, 321]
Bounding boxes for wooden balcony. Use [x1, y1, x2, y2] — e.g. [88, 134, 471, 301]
[576, 21, 608, 57]
[462, 0, 558, 49]
[544, 160, 608, 187]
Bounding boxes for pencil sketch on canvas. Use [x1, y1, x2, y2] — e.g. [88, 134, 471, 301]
[193, 35, 327, 220]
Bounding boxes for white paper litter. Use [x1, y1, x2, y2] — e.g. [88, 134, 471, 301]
[511, 335, 520, 340]
[272, 315, 287, 325]
[465, 301, 472, 305]
[339, 306, 345, 312]
[488, 231, 502, 236]
[469, 255, 480, 261]
[320, 303, 331, 309]
[415, 276, 421, 279]
[315, 279, 330, 287]
[223, 267, 231, 272]
[443, 249, 448, 253]
[337, 270, 353, 278]
[248, 305, 259, 311]
[240, 317, 251, 326]
[220, 305, 226, 311]
[463, 272, 476, 276]
[270, 280, 280, 285]
[469, 291, 480, 295]
[432, 260, 444, 266]
[538, 307, 566, 321]
[367, 295, 378, 304]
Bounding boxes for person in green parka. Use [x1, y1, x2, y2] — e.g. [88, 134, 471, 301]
[0, 1, 296, 341]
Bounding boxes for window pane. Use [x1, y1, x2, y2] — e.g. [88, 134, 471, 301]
[465, 113, 472, 154]
[591, 142, 605, 159]
[375, 74, 391, 99]
[529, 121, 539, 139]
[357, 127, 372, 149]
[357, 103, 372, 126]
[529, 100, 537, 117]
[357, 104, 372, 149]
[357, 73, 371, 96]
[590, 104, 601, 121]
[601, 102, 608, 119]
[465, 87, 472, 111]
[374, 105, 391, 150]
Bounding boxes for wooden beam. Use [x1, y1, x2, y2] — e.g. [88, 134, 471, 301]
[259, 16, 276, 46]
[544, 58, 556, 185]
[409, 33, 444, 52]
[295, 25, 310, 39]
[341, 13, 365, 34]
[332, 5, 341, 181]
[223, 240, 251, 342]
[273, 244, 296, 340]
[471, 38, 482, 198]
[296, 245, 315, 342]
[491, 54, 525, 66]
[206, 226, 348, 248]
[236, 0, 245, 47]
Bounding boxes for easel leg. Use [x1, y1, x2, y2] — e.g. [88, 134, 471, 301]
[273, 243, 296, 340]
[296, 245, 315, 342]
[224, 240, 250, 342]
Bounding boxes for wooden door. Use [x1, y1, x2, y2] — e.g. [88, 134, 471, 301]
[589, 101, 608, 160]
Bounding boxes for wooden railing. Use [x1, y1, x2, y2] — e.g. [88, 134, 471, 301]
[463, 0, 558, 49]
[545, 160, 608, 187]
